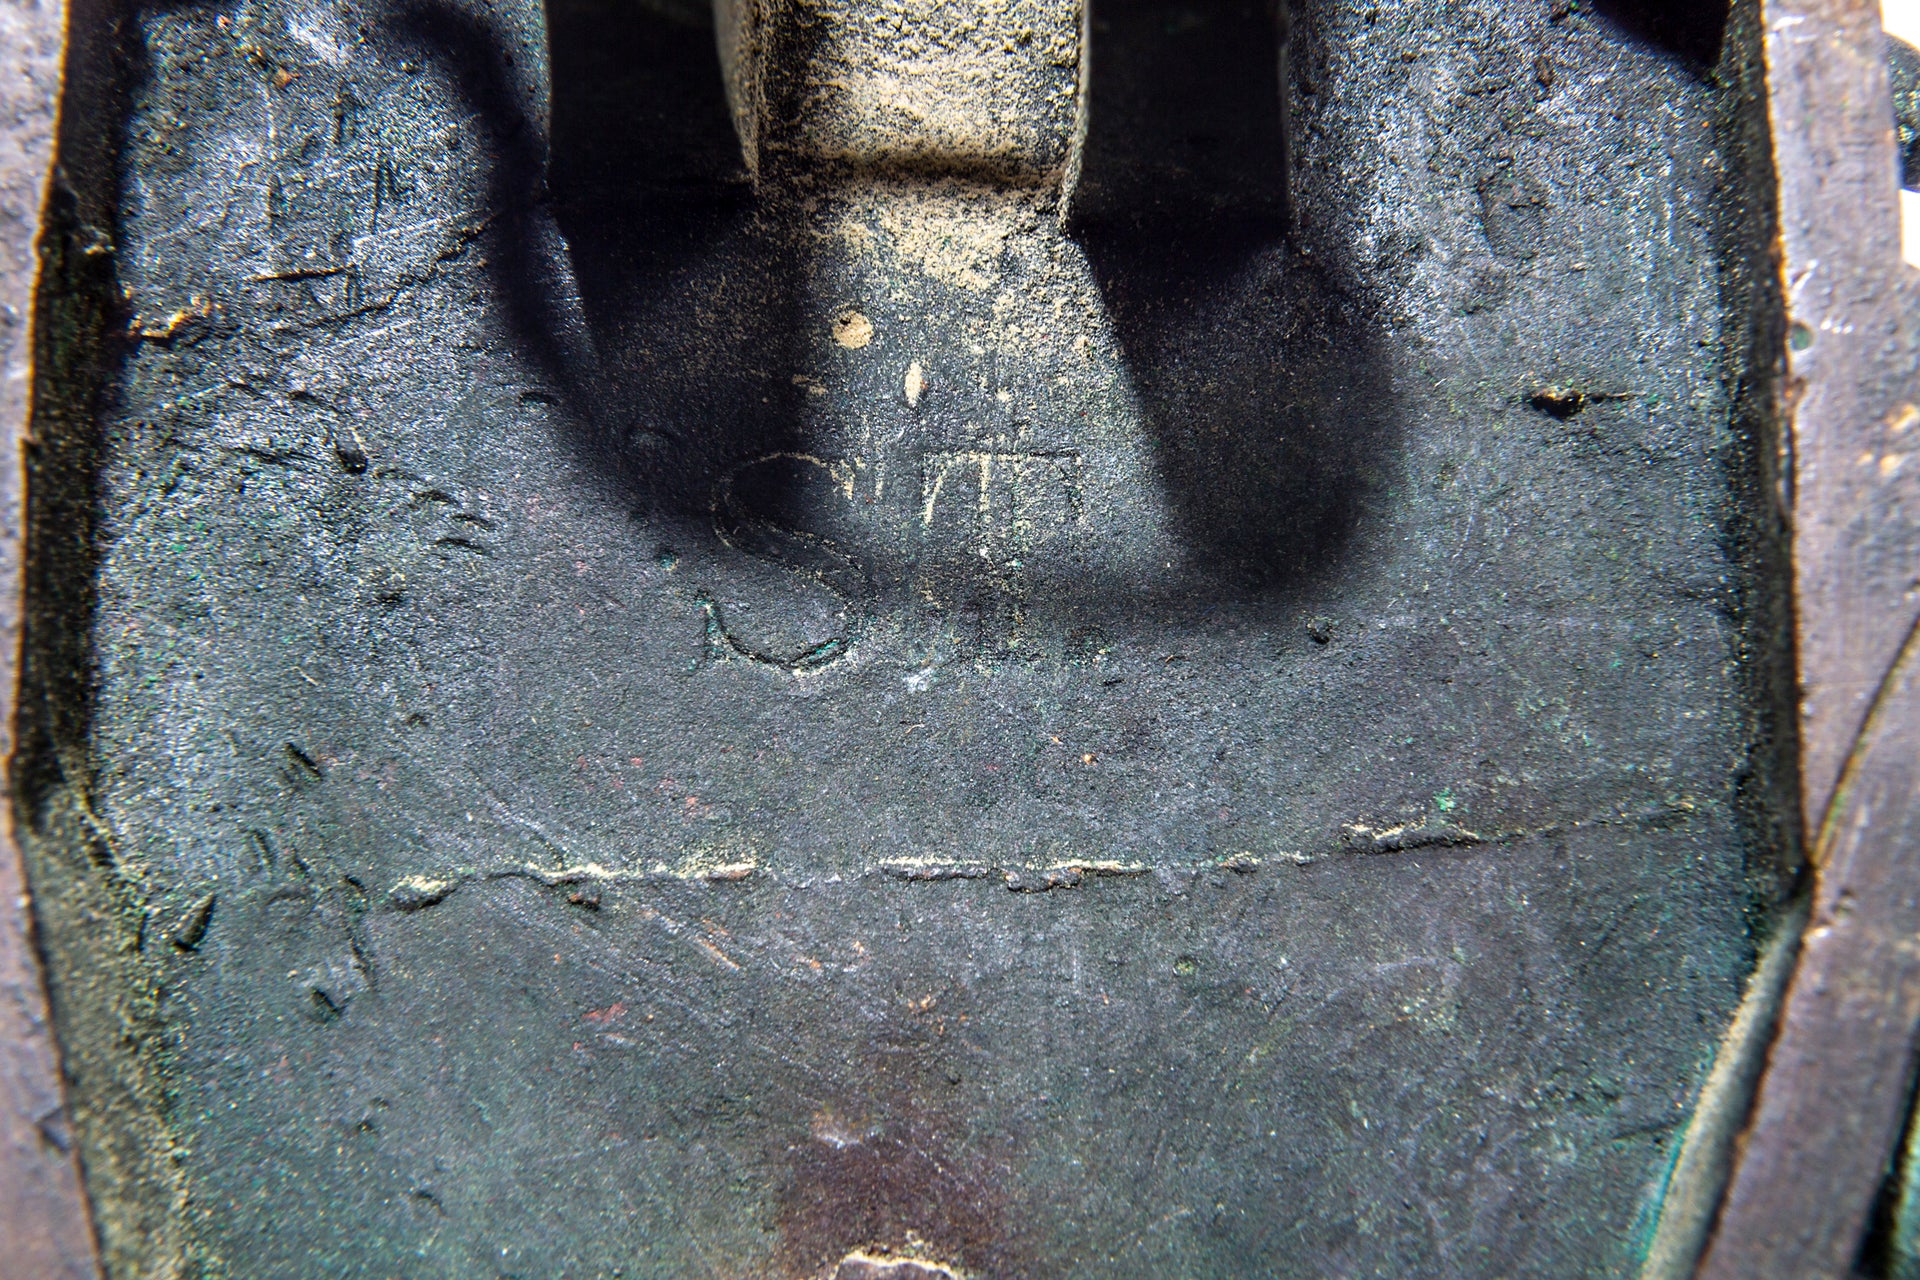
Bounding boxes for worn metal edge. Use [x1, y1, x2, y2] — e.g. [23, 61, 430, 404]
[1628, 0, 1805, 1272]
[0, 0, 104, 1274]
[1639, 894, 1808, 1280]
[1702, 620, 1920, 1276]
[1696, 0, 1920, 1275]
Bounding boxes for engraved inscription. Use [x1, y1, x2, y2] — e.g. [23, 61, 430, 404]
[706, 447, 1088, 667]
[919, 450, 1083, 558]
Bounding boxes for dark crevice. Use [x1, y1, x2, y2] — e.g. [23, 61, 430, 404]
[1887, 34, 1920, 192]
[392, 0, 814, 547]
[1588, 0, 1731, 70]
[1706, 0, 1803, 924]
[1855, 1051, 1920, 1277]
[1067, 0, 1292, 227]
[1070, 0, 1390, 593]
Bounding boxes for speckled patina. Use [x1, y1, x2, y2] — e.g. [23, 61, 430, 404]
[19, 0, 1793, 1275]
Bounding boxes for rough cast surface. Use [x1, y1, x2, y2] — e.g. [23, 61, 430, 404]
[23, 0, 1785, 1275]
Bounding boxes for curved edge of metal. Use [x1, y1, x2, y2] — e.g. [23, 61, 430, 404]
[0, 0, 103, 1275]
[1693, 0, 1920, 1275]
[1641, 894, 1810, 1280]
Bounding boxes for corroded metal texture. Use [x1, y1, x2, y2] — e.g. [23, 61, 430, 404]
[0, 0, 102, 1275]
[718, 0, 1079, 184]
[16, 0, 1803, 1275]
